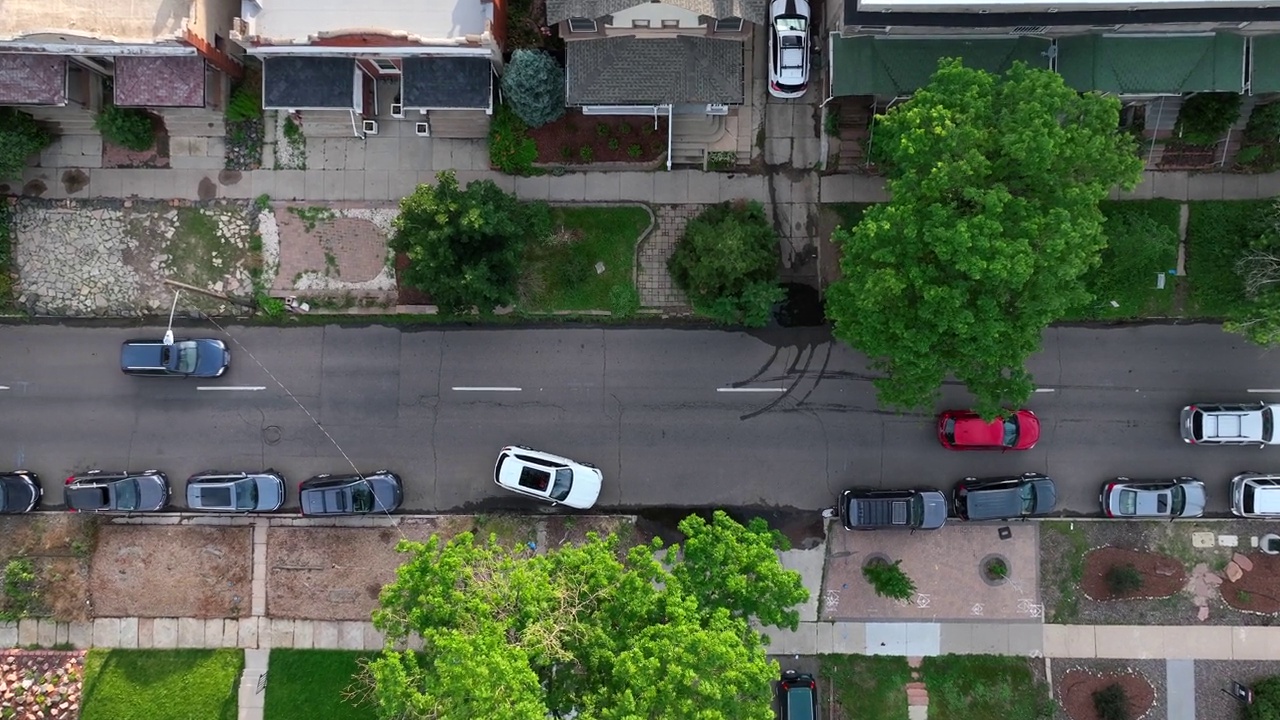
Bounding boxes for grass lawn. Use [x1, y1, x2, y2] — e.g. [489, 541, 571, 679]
[921, 655, 1054, 720]
[263, 649, 378, 720]
[520, 206, 651, 313]
[1063, 200, 1182, 320]
[1185, 200, 1274, 317]
[80, 649, 242, 720]
[820, 654, 911, 720]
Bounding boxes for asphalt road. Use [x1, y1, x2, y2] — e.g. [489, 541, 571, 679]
[1, 322, 1277, 516]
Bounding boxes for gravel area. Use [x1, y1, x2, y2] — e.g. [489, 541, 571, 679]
[1050, 658, 1167, 720]
[1039, 519, 1278, 625]
[1194, 659, 1280, 720]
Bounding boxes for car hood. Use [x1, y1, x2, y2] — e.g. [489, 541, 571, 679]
[919, 491, 948, 529]
[563, 468, 602, 509]
[133, 476, 170, 511]
[254, 475, 285, 512]
[367, 475, 403, 512]
[1179, 483, 1208, 518]
[193, 339, 229, 377]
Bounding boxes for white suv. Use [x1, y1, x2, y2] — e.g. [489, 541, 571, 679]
[1231, 473, 1280, 517]
[1180, 403, 1280, 446]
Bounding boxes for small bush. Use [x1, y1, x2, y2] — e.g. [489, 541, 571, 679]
[1092, 682, 1130, 720]
[862, 558, 916, 601]
[984, 558, 1009, 580]
[627, 144, 643, 159]
[255, 293, 286, 318]
[95, 105, 155, 151]
[489, 104, 538, 176]
[608, 138, 620, 151]
[1246, 102, 1280, 143]
[707, 150, 737, 171]
[226, 84, 262, 122]
[560, 145, 574, 160]
[824, 106, 841, 136]
[500, 49, 566, 128]
[1238, 145, 1265, 165]
[609, 284, 641, 318]
[0, 558, 38, 621]
[596, 122, 611, 137]
[0, 108, 53, 180]
[1249, 676, 1280, 720]
[667, 201, 784, 326]
[579, 145, 594, 163]
[618, 122, 633, 135]
[1104, 563, 1144, 596]
[1175, 92, 1242, 145]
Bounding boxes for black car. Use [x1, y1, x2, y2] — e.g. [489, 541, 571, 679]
[186, 470, 286, 512]
[298, 471, 403, 516]
[778, 669, 818, 720]
[953, 472, 1057, 521]
[836, 488, 948, 530]
[0, 471, 41, 513]
[120, 338, 229, 378]
[65, 470, 170, 512]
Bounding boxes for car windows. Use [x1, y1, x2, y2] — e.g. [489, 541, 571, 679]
[174, 342, 199, 374]
[942, 418, 956, 443]
[1019, 483, 1036, 515]
[350, 483, 374, 512]
[115, 479, 141, 510]
[518, 466, 551, 492]
[1118, 489, 1136, 515]
[235, 479, 258, 510]
[1266, 407, 1275, 443]
[1170, 487, 1185, 515]
[1002, 418, 1018, 447]
[550, 468, 573, 501]
[1191, 410, 1204, 440]
[786, 686, 814, 720]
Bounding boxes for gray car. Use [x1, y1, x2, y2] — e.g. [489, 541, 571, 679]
[1100, 477, 1206, 519]
[186, 470, 285, 512]
[299, 471, 402, 516]
[953, 472, 1057, 521]
[836, 488, 948, 530]
[64, 470, 170, 513]
[1180, 403, 1280, 446]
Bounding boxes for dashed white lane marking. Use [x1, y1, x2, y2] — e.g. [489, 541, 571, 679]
[1034, 388, 1056, 393]
[1248, 389, 1280, 393]
[198, 386, 267, 391]
[717, 387, 788, 393]
[452, 387, 523, 392]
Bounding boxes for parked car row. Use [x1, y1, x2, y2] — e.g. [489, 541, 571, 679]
[0, 469, 404, 516]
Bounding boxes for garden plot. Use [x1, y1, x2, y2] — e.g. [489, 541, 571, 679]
[0, 514, 97, 622]
[1050, 657, 1165, 720]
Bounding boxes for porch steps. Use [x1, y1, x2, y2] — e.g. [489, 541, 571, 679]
[836, 96, 872, 169]
[425, 110, 491, 139]
[292, 110, 362, 139]
[25, 107, 98, 136]
[159, 109, 225, 138]
[669, 142, 707, 168]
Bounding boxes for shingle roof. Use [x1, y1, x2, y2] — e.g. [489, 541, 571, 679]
[263, 57, 356, 109]
[402, 57, 492, 109]
[114, 56, 206, 108]
[0, 54, 66, 105]
[566, 36, 744, 105]
[548, 0, 765, 26]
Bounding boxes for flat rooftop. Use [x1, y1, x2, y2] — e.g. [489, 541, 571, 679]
[858, 0, 1270, 7]
[0, 0, 192, 43]
[245, 0, 490, 42]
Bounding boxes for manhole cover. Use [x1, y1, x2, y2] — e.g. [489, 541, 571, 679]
[263, 425, 282, 445]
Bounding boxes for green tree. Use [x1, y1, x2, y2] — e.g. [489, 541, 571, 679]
[1249, 676, 1280, 720]
[370, 515, 800, 720]
[0, 108, 52, 180]
[667, 200, 784, 326]
[501, 49, 566, 128]
[671, 510, 808, 631]
[826, 60, 1143, 417]
[391, 170, 549, 313]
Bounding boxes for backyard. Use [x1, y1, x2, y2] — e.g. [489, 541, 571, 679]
[79, 649, 242, 720]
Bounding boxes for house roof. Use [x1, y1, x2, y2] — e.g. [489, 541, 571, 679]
[548, 0, 766, 26]
[830, 36, 1050, 97]
[566, 36, 744, 105]
[0, 0, 194, 44]
[244, 0, 490, 44]
[0, 54, 67, 105]
[843, 0, 1280, 30]
[114, 56, 206, 108]
[1252, 36, 1280, 94]
[402, 56, 492, 109]
[263, 57, 356, 109]
[1057, 33, 1245, 94]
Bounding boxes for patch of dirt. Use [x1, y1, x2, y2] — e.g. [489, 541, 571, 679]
[1058, 668, 1156, 720]
[1081, 547, 1186, 601]
[0, 650, 84, 719]
[0, 515, 98, 623]
[267, 518, 474, 620]
[1156, 141, 1217, 170]
[1221, 551, 1280, 614]
[526, 110, 667, 165]
[394, 252, 432, 306]
[101, 115, 170, 169]
[89, 525, 251, 618]
[542, 516, 634, 550]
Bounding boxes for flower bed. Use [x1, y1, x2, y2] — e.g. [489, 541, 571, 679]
[526, 110, 667, 165]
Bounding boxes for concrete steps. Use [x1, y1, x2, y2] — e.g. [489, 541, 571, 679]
[25, 107, 98, 136]
[159, 110, 225, 138]
[426, 110, 491, 139]
[292, 110, 360, 139]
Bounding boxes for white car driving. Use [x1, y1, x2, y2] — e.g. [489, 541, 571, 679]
[493, 446, 603, 509]
[768, 0, 810, 99]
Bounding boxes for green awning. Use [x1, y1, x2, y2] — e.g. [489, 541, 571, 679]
[1057, 33, 1245, 94]
[1251, 36, 1280, 93]
[830, 36, 1051, 97]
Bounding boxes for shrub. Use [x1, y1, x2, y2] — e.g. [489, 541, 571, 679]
[1104, 563, 1144, 596]
[500, 50, 566, 128]
[609, 284, 641, 318]
[1238, 145, 1265, 166]
[226, 83, 262, 122]
[95, 104, 155, 151]
[667, 201, 784, 326]
[618, 121, 633, 135]
[489, 104, 538, 176]
[707, 150, 737, 171]
[596, 122, 611, 137]
[824, 106, 841, 136]
[1246, 102, 1280, 143]
[0, 108, 53, 180]
[627, 143, 643, 159]
[1092, 683, 1129, 720]
[0, 558, 38, 621]
[1175, 92, 1242, 145]
[608, 138, 620, 151]
[579, 145, 594, 163]
[1249, 676, 1280, 720]
[255, 293, 286, 318]
[862, 558, 916, 601]
[984, 558, 1009, 580]
[560, 145, 574, 160]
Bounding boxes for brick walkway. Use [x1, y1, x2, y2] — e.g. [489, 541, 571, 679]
[638, 205, 699, 309]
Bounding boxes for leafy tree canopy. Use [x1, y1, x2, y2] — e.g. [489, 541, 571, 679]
[667, 201, 784, 327]
[501, 49, 567, 129]
[826, 60, 1143, 416]
[0, 108, 52, 181]
[369, 511, 806, 720]
[391, 170, 549, 314]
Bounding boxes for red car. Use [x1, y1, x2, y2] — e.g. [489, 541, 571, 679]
[937, 409, 1040, 451]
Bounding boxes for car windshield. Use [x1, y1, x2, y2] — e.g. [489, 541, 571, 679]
[1243, 483, 1256, 514]
[164, 341, 199, 374]
[234, 479, 258, 510]
[350, 482, 374, 512]
[549, 468, 574, 501]
[1019, 483, 1037, 515]
[909, 494, 924, 524]
[942, 418, 956, 443]
[1002, 417, 1019, 447]
[1265, 407, 1275, 442]
[114, 479, 141, 510]
[775, 15, 806, 31]
[1118, 489, 1137, 515]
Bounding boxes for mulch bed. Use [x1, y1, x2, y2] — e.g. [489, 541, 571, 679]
[394, 252, 433, 306]
[1059, 669, 1155, 720]
[526, 109, 668, 164]
[1156, 141, 1219, 169]
[1221, 551, 1280, 614]
[101, 114, 170, 169]
[1081, 547, 1186, 601]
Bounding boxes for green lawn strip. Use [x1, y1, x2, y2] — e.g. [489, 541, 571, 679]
[921, 655, 1053, 720]
[263, 649, 378, 720]
[81, 649, 242, 720]
[819, 654, 911, 720]
[522, 206, 650, 312]
[1041, 521, 1088, 624]
[1185, 199, 1274, 317]
[1063, 200, 1182, 320]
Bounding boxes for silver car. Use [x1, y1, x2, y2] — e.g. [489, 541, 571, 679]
[186, 470, 286, 512]
[1180, 403, 1280, 446]
[1101, 477, 1206, 518]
